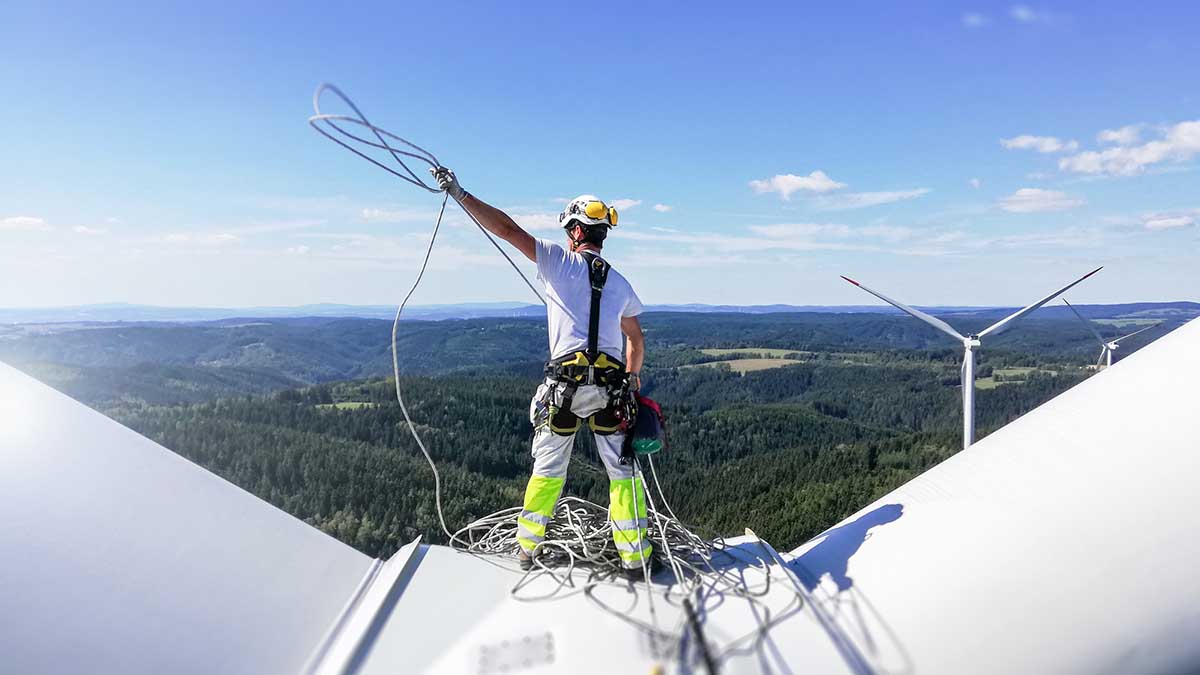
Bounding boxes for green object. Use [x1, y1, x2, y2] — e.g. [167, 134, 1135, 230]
[633, 438, 663, 455]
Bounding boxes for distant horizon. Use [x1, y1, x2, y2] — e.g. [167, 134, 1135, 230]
[4, 298, 1199, 311]
[2, 299, 1197, 328]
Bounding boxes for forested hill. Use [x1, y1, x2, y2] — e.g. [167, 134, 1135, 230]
[0, 310, 1183, 408]
[1, 310, 1186, 556]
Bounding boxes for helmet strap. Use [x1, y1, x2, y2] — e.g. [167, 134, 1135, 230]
[567, 222, 607, 252]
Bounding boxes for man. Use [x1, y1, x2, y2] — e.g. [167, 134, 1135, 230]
[432, 167, 656, 579]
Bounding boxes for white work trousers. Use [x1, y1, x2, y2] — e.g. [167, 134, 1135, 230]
[528, 379, 632, 481]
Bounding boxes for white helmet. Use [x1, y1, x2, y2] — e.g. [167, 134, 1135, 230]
[558, 195, 619, 230]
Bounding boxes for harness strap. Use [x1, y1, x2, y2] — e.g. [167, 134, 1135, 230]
[579, 251, 610, 363]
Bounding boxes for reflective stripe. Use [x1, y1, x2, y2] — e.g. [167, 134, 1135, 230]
[611, 518, 648, 531]
[517, 524, 543, 543]
[613, 529, 647, 546]
[619, 546, 653, 566]
[520, 510, 551, 527]
[517, 517, 546, 538]
[517, 536, 540, 553]
[615, 538, 651, 554]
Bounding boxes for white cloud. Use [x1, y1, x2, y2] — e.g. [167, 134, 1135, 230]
[1098, 125, 1141, 146]
[104, 217, 121, 225]
[285, 245, 311, 254]
[968, 178, 982, 189]
[816, 188, 931, 210]
[749, 171, 847, 200]
[1059, 120, 1200, 176]
[1141, 209, 1197, 231]
[653, 204, 672, 212]
[962, 12, 989, 28]
[749, 222, 917, 242]
[360, 207, 441, 223]
[610, 198, 641, 211]
[1010, 5, 1055, 23]
[72, 225, 108, 235]
[998, 188, 1084, 213]
[749, 223, 852, 238]
[1143, 215, 1194, 230]
[161, 232, 240, 245]
[859, 225, 918, 241]
[1, 216, 53, 231]
[512, 213, 562, 231]
[234, 219, 325, 235]
[1000, 135, 1079, 153]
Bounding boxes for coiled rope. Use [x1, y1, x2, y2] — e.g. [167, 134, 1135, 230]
[309, 84, 808, 670]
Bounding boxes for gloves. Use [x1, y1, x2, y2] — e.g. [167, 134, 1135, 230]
[430, 166, 466, 200]
[625, 372, 641, 392]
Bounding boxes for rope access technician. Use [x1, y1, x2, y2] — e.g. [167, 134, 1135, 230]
[433, 167, 657, 578]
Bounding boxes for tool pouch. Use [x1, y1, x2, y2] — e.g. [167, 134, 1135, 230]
[630, 394, 665, 456]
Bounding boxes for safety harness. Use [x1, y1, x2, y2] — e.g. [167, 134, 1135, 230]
[543, 251, 623, 386]
[538, 250, 638, 444]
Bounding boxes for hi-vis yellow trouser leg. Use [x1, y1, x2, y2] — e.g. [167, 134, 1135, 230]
[609, 473, 652, 569]
[517, 427, 571, 555]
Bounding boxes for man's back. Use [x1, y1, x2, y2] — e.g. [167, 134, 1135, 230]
[534, 239, 642, 361]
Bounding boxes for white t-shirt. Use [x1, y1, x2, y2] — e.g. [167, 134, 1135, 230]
[535, 239, 643, 361]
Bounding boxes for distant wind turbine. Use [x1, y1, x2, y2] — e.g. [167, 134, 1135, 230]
[840, 267, 1102, 449]
[1061, 298, 1161, 369]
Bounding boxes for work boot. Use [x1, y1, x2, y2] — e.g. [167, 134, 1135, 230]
[620, 554, 663, 581]
[517, 549, 536, 571]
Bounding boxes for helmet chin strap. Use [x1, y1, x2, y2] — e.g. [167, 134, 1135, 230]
[567, 224, 606, 252]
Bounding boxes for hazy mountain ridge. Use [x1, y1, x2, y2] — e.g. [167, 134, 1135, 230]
[1, 301, 1196, 325]
[2, 310, 1188, 410]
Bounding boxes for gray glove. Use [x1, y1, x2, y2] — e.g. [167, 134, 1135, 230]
[430, 166, 466, 200]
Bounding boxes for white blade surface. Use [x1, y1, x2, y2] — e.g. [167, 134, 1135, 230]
[840, 276, 965, 342]
[1062, 298, 1107, 347]
[979, 267, 1103, 338]
[1116, 322, 1162, 343]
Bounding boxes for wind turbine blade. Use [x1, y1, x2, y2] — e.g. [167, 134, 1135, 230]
[1096, 347, 1107, 368]
[840, 276, 965, 342]
[979, 267, 1103, 338]
[1062, 298, 1107, 347]
[1115, 322, 1162, 343]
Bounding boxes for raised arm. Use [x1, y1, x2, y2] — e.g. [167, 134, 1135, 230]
[621, 315, 645, 387]
[432, 167, 536, 262]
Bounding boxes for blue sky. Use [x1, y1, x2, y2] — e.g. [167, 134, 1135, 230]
[2, 1, 1197, 308]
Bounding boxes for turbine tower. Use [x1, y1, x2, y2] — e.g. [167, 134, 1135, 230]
[1062, 298, 1161, 368]
[840, 267, 1102, 449]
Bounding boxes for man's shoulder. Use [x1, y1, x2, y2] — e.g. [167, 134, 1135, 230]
[536, 238, 565, 257]
[605, 264, 636, 292]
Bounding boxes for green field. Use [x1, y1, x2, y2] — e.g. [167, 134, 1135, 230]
[315, 401, 377, 410]
[700, 348, 809, 358]
[975, 367, 1059, 390]
[685, 358, 806, 374]
[1094, 319, 1161, 328]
